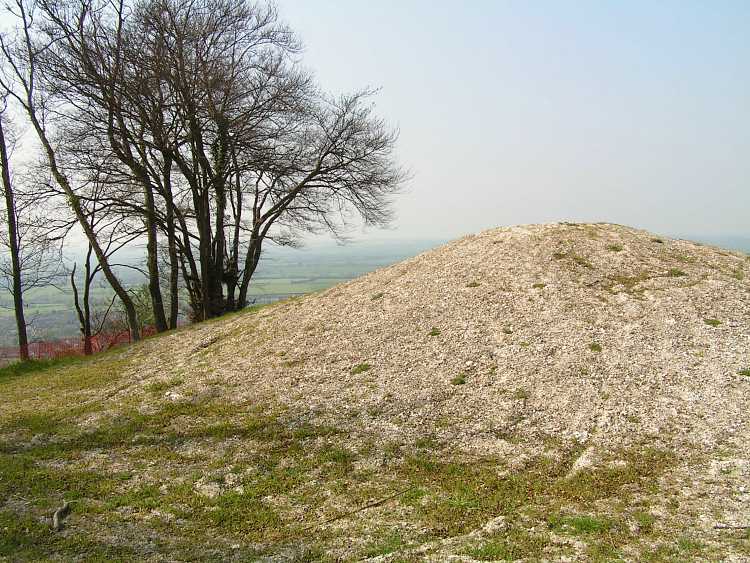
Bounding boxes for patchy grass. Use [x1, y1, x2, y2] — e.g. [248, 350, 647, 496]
[0, 353, 704, 563]
[553, 447, 675, 503]
[667, 268, 687, 277]
[703, 318, 721, 327]
[0, 376, 354, 559]
[0, 506, 140, 560]
[589, 342, 602, 353]
[532, 282, 546, 289]
[633, 510, 656, 534]
[571, 254, 593, 268]
[360, 532, 406, 558]
[281, 357, 306, 368]
[428, 327, 441, 337]
[466, 528, 550, 561]
[677, 537, 706, 555]
[553, 250, 593, 269]
[392, 445, 678, 558]
[0, 356, 87, 382]
[351, 363, 371, 375]
[737, 368, 750, 377]
[0, 309, 732, 561]
[549, 513, 611, 535]
[600, 272, 652, 297]
[415, 435, 441, 450]
[145, 377, 184, 394]
[371, 292, 384, 300]
[0, 343, 364, 559]
[318, 444, 356, 465]
[607, 244, 624, 252]
[451, 373, 466, 385]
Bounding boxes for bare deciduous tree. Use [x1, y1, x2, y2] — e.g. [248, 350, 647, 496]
[0, 104, 28, 358]
[70, 251, 117, 356]
[0, 0, 406, 339]
[0, 0, 143, 341]
[0, 104, 64, 359]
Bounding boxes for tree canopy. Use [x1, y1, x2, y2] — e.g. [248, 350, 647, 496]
[0, 0, 405, 344]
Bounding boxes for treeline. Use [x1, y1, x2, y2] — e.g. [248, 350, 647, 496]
[0, 0, 404, 359]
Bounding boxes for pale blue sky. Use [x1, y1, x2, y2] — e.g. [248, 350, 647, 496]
[280, 0, 749, 239]
[0, 1, 747, 241]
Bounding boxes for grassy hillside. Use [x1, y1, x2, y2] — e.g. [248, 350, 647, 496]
[1, 348, 727, 562]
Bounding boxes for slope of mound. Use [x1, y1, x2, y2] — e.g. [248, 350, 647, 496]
[141, 222, 749, 454]
[2, 222, 749, 561]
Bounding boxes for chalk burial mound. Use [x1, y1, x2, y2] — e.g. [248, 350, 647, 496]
[140, 222, 749, 456]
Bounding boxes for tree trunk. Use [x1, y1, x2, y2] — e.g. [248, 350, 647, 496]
[194, 184, 223, 320]
[70, 259, 93, 356]
[237, 233, 262, 310]
[82, 246, 94, 355]
[0, 117, 29, 361]
[213, 178, 227, 314]
[225, 148, 242, 311]
[212, 119, 228, 316]
[143, 181, 168, 332]
[82, 270, 92, 356]
[163, 157, 179, 329]
[175, 209, 202, 318]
